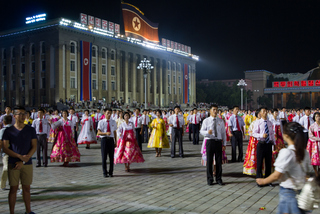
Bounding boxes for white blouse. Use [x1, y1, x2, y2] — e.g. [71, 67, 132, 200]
[117, 121, 135, 138]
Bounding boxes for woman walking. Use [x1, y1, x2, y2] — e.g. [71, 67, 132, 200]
[77, 110, 97, 149]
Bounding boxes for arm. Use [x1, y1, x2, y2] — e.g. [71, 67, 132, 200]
[3, 140, 30, 162]
[256, 170, 283, 185]
[252, 121, 263, 139]
[221, 124, 227, 148]
[309, 125, 320, 142]
[200, 121, 209, 137]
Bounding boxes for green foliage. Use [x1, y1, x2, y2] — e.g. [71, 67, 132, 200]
[286, 93, 295, 109]
[196, 82, 253, 108]
[257, 95, 272, 107]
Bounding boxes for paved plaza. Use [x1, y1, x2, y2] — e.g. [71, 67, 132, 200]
[1, 136, 319, 214]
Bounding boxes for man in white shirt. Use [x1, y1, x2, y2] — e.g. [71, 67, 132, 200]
[94, 108, 102, 132]
[111, 110, 118, 121]
[97, 108, 117, 177]
[279, 107, 287, 121]
[141, 109, 150, 144]
[292, 109, 302, 123]
[68, 108, 79, 146]
[187, 110, 193, 141]
[130, 108, 143, 152]
[191, 108, 201, 145]
[32, 109, 50, 167]
[0, 106, 15, 128]
[200, 104, 226, 186]
[168, 106, 185, 158]
[299, 106, 314, 148]
[30, 108, 38, 120]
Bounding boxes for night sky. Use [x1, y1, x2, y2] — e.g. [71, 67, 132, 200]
[1, 0, 320, 80]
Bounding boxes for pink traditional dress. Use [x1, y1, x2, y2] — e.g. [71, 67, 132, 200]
[243, 119, 259, 175]
[307, 122, 320, 166]
[201, 139, 228, 166]
[163, 115, 170, 136]
[225, 112, 232, 142]
[77, 116, 97, 145]
[50, 118, 81, 163]
[48, 115, 60, 143]
[270, 116, 285, 161]
[114, 121, 145, 164]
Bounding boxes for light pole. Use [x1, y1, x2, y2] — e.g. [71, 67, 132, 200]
[137, 58, 153, 109]
[237, 79, 247, 110]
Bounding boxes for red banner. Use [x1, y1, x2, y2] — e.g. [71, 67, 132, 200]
[80, 41, 92, 101]
[273, 80, 320, 88]
[88, 15, 94, 26]
[80, 13, 87, 25]
[183, 64, 189, 103]
[121, 3, 159, 43]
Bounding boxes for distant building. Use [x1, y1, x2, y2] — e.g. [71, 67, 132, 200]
[199, 79, 252, 91]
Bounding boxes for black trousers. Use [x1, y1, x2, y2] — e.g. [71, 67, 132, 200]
[231, 131, 243, 162]
[189, 124, 192, 141]
[142, 125, 149, 143]
[135, 128, 143, 152]
[73, 127, 78, 146]
[37, 134, 48, 166]
[256, 141, 273, 178]
[101, 137, 115, 176]
[303, 132, 308, 149]
[206, 139, 222, 184]
[171, 128, 183, 157]
[192, 124, 200, 145]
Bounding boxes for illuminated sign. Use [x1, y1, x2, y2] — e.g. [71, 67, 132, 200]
[273, 80, 320, 88]
[26, 14, 46, 24]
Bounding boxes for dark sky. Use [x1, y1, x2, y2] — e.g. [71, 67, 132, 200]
[1, 0, 320, 80]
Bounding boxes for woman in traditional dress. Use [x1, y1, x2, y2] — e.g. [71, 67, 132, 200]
[116, 111, 125, 128]
[147, 110, 170, 157]
[269, 108, 285, 161]
[78, 109, 97, 149]
[50, 110, 81, 167]
[244, 110, 253, 140]
[48, 109, 61, 144]
[225, 109, 232, 142]
[243, 110, 260, 175]
[162, 110, 170, 136]
[24, 111, 33, 126]
[114, 112, 145, 172]
[307, 112, 320, 176]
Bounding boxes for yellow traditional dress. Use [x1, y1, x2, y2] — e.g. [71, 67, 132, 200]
[147, 118, 170, 148]
[244, 114, 253, 136]
[24, 118, 33, 126]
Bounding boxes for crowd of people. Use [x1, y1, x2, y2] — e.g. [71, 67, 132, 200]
[0, 104, 320, 213]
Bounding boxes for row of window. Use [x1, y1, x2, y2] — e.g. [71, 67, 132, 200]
[2, 61, 46, 76]
[69, 42, 115, 60]
[2, 43, 46, 59]
[7, 77, 45, 91]
[70, 78, 115, 91]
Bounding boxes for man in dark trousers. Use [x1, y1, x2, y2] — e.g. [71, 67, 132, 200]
[191, 108, 201, 145]
[228, 106, 245, 162]
[252, 107, 275, 187]
[97, 108, 117, 178]
[168, 106, 185, 158]
[200, 104, 226, 186]
[141, 109, 150, 144]
[131, 108, 143, 151]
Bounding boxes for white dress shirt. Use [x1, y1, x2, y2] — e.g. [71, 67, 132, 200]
[200, 116, 227, 146]
[130, 116, 142, 128]
[111, 114, 118, 121]
[97, 118, 117, 138]
[68, 114, 79, 128]
[252, 118, 275, 143]
[279, 111, 287, 120]
[228, 114, 245, 131]
[32, 118, 50, 136]
[94, 113, 102, 123]
[141, 115, 150, 125]
[31, 112, 38, 120]
[168, 114, 184, 128]
[299, 115, 314, 133]
[292, 114, 301, 123]
[190, 114, 201, 125]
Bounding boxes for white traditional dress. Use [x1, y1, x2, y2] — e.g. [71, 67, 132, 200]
[77, 116, 97, 145]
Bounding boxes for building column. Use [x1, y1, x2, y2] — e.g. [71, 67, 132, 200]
[159, 61, 163, 107]
[124, 52, 129, 104]
[310, 92, 313, 107]
[153, 59, 157, 106]
[272, 93, 274, 108]
[132, 54, 137, 103]
[116, 50, 121, 101]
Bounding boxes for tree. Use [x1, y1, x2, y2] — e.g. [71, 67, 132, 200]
[286, 93, 295, 109]
[257, 95, 272, 107]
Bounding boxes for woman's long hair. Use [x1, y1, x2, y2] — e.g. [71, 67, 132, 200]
[283, 122, 305, 163]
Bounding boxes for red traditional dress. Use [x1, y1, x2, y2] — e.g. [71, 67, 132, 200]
[48, 115, 60, 143]
[270, 116, 285, 161]
[225, 113, 232, 142]
[114, 121, 145, 164]
[307, 122, 320, 166]
[50, 118, 81, 163]
[243, 119, 259, 175]
[77, 116, 97, 145]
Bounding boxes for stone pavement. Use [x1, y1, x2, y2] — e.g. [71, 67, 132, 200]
[1, 136, 319, 214]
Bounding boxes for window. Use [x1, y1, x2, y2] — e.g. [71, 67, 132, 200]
[92, 64, 96, 73]
[178, 63, 181, 72]
[102, 49, 106, 59]
[21, 79, 25, 88]
[42, 61, 46, 71]
[71, 78, 75, 88]
[173, 74, 176, 83]
[178, 76, 181, 84]
[111, 81, 116, 90]
[12, 64, 16, 74]
[41, 42, 45, 54]
[92, 80, 97, 89]
[31, 62, 35, 72]
[70, 61, 75, 71]
[111, 66, 115, 75]
[21, 46, 25, 57]
[3, 65, 6, 76]
[111, 50, 115, 60]
[21, 64, 25, 73]
[174, 87, 176, 94]
[102, 65, 106, 74]
[3, 49, 6, 59]
[168, 86, 170, 94]
[12, 80, 15, 90]
[168, 74, 170, 83]
[11, 48, 15, 58]
[31, 44, 35, 56]
[179, 88, 181, 94]
[42, 78, 46, 88]
[173, 63, 176, 71]
[102, 80, 106, 90]
[92, 46, 96, 57]
[32, 79, 35, 89]
[70, 42, 75, 54]
[167, 62, 171, 70]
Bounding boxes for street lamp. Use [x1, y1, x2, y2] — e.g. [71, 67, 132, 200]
[237, 79, 247, 110]
[137, 58, 154, 109]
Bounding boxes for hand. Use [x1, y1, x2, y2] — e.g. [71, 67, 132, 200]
[14, 161, 23, 170]
[208, 130, 213, 135]
[170, 135, 172, 141]
[20, 155, 30, 162]
[229, 133, 233, 137]
[182, 132, 184, 136]
[76, 127, 79, 132]
[169, 124, 173, 127]
[140, 131, 142, 135]
[263, 133, 268, 138]
[106, 132, 111, 136]
[256, 178, 265, 186]
[222, 146, 226, 151]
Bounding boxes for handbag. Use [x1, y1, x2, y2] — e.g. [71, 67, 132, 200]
[286, 149, 320, 211]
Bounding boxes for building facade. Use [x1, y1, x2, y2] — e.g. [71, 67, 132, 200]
[0, 18, 198, 108]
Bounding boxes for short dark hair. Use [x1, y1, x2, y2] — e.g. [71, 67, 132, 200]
[135, 108, 140, 112]
[13, 106, 25, 114]
[26, 111, 31, 116]
[233, 106, 239, 110]
[38, 108, 45, 113]
[143, 109, 147, 112]
[210, 104, 218, 109]
[271, 108, 278, 113]
[259, 106, 267, 112]
[5, 106, 12, 110]
[304, 106, 311, 111]
[193, 108, 197, 111]
[313, 112, 320, 122]
[84, 109, 90, 114]
[174, 105, 180, 110]
[3, 115, 12, 125]
[255, 109, 260, 118]
[104, 108, 112, 113]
